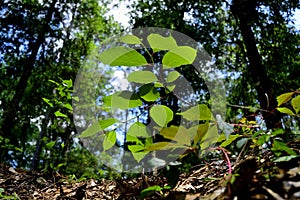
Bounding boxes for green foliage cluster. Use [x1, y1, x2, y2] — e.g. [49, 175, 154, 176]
[0, 188, 19, 200]
[79, 33, 225, 168]
[0, 0, 120, 175]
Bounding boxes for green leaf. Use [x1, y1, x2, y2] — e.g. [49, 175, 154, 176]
[127, 122, 150, 138]
[128, 145, 149, 163]
[236, 138, 249, 149]
[147, 34, 178, 52]
[127, 71, 157, 83]
[272, 139, 297, 155]
[160, 126, 190, 145]
[145, 142, 186, 151]
[291, 95, 300, 114]
[139, 84, 160, 102]
[189, 122, 209, 145]
[77, 119, 116, 139]
[132, 151, 149, 163]
[54, 111, 67, 118]
[273, 155, 298, 162]
[128, 144, 145, 153]
[42, 98, 53, 107]
[99, 118, 117, 130]
[271, 129, 284, 136]
[126, 135, 143, 145]
[119, 34, 142, 44]
[177, 104, 213, 121]
[103, 131, 116, 150]
[220, 134, 241, 147]
[150, 105, 173, 127]
[166, 71, 181, 82]
[63, 103, 73, 111]
[276, 92, 294, 106]
[46, 141, 56, 149]
[103, 91, 143, 109]
[140, 185, 162, 198]
[78, 121, 102, 138]
[216, 114, 234, 139]
[276, 107, 295, 116]
[163, 46, 197, 68]
[200, 125, 219, 151]
[62, 79, 73, 88]
[166, 85, 176, 92]
[99, 46, 148, 66]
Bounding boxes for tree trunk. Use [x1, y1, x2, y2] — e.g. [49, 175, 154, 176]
[231, 0, 281, 129]
[0, 0, 57, 162]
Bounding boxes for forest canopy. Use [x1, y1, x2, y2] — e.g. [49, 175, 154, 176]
[0, 0, 300, 186]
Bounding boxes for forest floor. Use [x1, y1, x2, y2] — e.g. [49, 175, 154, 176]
[1, 146, 300, 200]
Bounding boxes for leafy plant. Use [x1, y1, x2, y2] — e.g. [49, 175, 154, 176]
[78, 32, 226, 167]
[140, 185, 171, 199]
[0, 188, 19, 200]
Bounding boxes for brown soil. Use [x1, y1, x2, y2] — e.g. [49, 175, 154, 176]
[1, 150, 300, 200]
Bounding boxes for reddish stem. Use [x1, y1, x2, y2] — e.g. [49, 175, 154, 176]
[210, 146, 232, 174]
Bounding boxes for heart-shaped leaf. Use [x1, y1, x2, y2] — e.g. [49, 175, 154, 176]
[163, 46, 197, 68]
[127, 71, 157, 83]
[150, 105, 173, 127]
[147, 34, 178, 52]
[103, 131, 116, 150]
[119, 34, 142, 44]
[99, 46, 147, 66]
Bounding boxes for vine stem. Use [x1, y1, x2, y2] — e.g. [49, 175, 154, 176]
[209, 146, 232, 175]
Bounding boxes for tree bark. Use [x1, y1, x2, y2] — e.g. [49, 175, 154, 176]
[0, 0, 57, 162]
[231, 0, 281, 129]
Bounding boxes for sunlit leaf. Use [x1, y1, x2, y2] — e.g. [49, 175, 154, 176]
[276, 92, 294, 106]
[166, 71, 181, 82]
[132, 151, 149, 163]
[144, 142, 186, 151]
[177, 104, 213, 121]
[128, 144, 149, 163]
[163, 46, 197, 68]
[150, 105, 173, 127]
[291, 95, 300, 114]
[140, 185, 162, 198]
[276, 107, 295, 116]
[103, 131, 116, 150]
[42, 98, 53, 107]
[220, 134, 240, 147]
[63, 103, 73, 111]
[128, 144, 145, 153]
[99, 46, 147, 66]
[54, 111, 67, 118]
[147, 34, 178, 52]
[200, 125, 219, 151]
[166, 85, 176, 92]
[160, 126, 190, 145]
[126, 135, 143, 145]
[119, 34, 142, 44]
[127, 122, 150, 138]
[62, 79, 73, 88]
[127, 71, 157, 83]
[99, 118, 117, 130]
[189, 122, 209, 145]
[103, 91, 143, 109]
[46, 141, 56, 149]
[139, 84, 160, 102]
[78, 121, 102, 138]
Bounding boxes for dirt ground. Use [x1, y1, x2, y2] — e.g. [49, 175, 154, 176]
[1, 149, 300, 200]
